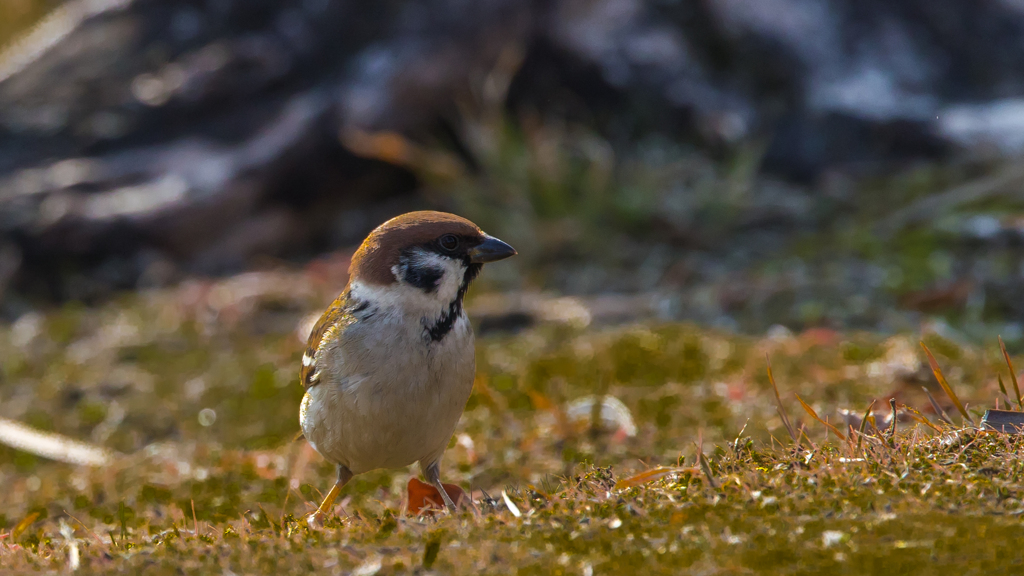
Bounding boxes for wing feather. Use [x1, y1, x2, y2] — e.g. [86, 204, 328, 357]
[300, 289, 358, 389]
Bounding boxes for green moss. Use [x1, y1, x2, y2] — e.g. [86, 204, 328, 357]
[840, 339, 884, 363]
[77, 401, 107, 427]
[45, 302, 85, 344]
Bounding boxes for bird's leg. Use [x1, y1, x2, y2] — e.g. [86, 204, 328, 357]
[423, 462, 457, 512]
[307, 465, 353, 527]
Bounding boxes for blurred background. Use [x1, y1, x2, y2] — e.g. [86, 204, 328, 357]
[2, 0, 1024, 527]
[5, 0, 1024, 336]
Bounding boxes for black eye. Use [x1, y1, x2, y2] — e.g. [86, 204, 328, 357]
[439, 234, 459, 251]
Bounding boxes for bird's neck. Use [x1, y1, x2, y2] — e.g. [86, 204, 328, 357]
[348, 266, 479, 341]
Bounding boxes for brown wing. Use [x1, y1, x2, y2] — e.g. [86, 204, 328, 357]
[300, 289, 357, 389]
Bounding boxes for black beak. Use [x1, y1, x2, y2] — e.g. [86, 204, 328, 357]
[469, 235, 517, 263]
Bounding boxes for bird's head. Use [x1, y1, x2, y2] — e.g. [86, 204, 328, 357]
[348, 211, 516, 317]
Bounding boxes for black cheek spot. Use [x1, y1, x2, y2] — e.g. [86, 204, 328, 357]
[404, 265, 444, 292]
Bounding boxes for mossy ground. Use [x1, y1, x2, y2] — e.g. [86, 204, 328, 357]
[1, 269, 1022, 575]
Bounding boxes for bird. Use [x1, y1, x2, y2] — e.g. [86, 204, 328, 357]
[298, 211, 516, 525]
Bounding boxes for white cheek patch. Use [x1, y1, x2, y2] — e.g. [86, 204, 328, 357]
[350, 253, 468, 322]
[393, 248, 467, 304]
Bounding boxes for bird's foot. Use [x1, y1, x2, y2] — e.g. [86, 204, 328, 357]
[307, 476, 348, 529]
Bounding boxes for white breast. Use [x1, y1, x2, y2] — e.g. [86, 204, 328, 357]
[300, 291, 475, 475]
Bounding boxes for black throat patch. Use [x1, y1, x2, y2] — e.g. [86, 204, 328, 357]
[425, 262, 481, 342]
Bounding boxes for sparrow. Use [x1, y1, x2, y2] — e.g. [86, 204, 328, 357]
[299, 211, 516, 524]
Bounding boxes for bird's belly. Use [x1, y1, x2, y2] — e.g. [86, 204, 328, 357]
[302, 374, 471, 474]
[300, 324, 474, 474]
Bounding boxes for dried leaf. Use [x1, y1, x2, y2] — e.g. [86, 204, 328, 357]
[526, 390, 555, 411]
[406, 478, 464, 516]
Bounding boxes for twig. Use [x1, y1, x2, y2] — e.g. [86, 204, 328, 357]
[887, 398, 898, 438]
[0, 417, 115, 466]
[63, 511, 105, 547]
[191, 499, 199, 539]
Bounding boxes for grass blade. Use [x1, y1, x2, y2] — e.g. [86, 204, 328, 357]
[766, 355, 798, 443]
[999, 336, 1023, 410]
[794, 394, 846, 440]
[11, 512, 39, 540]
[614, 467, 698, 490]
[855, 399, 875, 451]
[997, 375, 1012, 409]
[901, 403, 942, 432]
[920, 342, 976, 427]
[695, 444, 718, 490]
[921, 386, 954, 426]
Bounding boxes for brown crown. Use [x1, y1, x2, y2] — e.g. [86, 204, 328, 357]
[349, 211, 484, 286]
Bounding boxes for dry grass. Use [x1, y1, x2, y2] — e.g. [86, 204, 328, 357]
[0, 266, 1022, 574]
